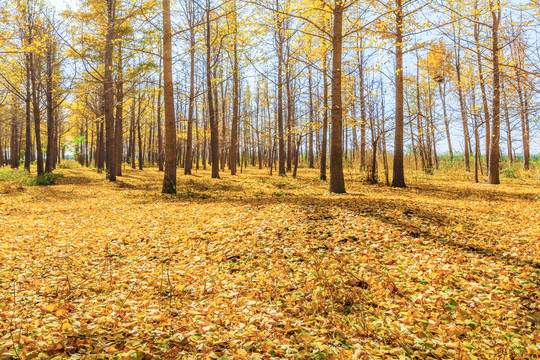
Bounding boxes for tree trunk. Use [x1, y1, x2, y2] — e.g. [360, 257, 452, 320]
[488, 5, 501, 184]
[392, 0, 406, 187]
[320, 53, 328, 181]
[308, 66, 314, 168]
[30, 52, 44, 176]
[276, 2, 286, 176]
[329, 5, 346, 193]
[115, 42, 124, 176]
[454, 29, 470, 172]
[45, 40, 55, 173]
[438, 81, 452, 160]
[230, 20, 239, 175]
[103, 0, 116, 181]
[185, 27, 196, 175]
[474, 22, 491, 174]
[206, 3, 220, 179]
[358, 42, 367, 169]
[10, 105, 19, 168]
[162, 0, 177, 193]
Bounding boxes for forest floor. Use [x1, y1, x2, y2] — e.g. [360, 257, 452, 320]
[0, 164, 539, 360]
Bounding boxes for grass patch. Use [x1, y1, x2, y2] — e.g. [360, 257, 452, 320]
[57, 160, 82, 169]
[26, 173, 63, 186]
[0, 168, 63, 188]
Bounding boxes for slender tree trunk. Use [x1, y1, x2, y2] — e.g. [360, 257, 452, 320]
[320, 54, 328, 181]
[488, 4, 501, 184]
[438, 82, 452, 160]
[276, 2, 286, 176]
[98, 121, 105, 172]
[392, 0, 406, 187]
[103, 0, 116, 181]
[329, 5, 346, 193]
[286, 48, 292, 172]
[30, 52, 44, 176]
[10, 104, 19, 168]
[502, 82, 513, 163]
[357, 41, 367, 169]
[516, 69, 530, 170]
[138, 100, 143, 170]
[45, 40, 55, 173]
[115, 42, 124, 176]
[474, 21, 491, 174]
[162, 0, 177, 193]
[308, 66, 314, 168]
[230, 22, 239, 175]
[206, 3, 220, 179]
[185, 27, 196, 175]
[157, 46, 164, 172]
[454, 30, 470, 172]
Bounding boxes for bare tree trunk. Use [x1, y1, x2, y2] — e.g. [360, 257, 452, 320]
[392, 0, 406, 187]
[488, 4, 501, 184]
[162, 0, 177, 193]
[320, 54, 328, 181]
[10, 105, 19, 168]
[357, 41, 367, 169]
[30, 52, 44, 176]
[45, 38, 56, 173]
[185, 25, 196, 175]
[329, 4, 346, 193]
[103, 0, 116, 181]
[157, 46, 164, 172]
[438, 81, 453, 160]
[276, 0, 286, 176]
[230, 10, 239, 175]
[115, 42, 124, 176]
[516, 69, 530, 170]
[453, 28, 470, 172]
[474, 21, 491, 174]
[206, 3, 219, 179]
[137, 94, 143, 170]
[286, 46, 293, 172]
[502, 81, 513, 163]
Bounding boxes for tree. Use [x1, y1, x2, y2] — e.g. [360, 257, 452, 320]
[162, 0, 177, 193]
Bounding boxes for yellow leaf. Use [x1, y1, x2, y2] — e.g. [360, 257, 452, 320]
[455, 224, 463, 232]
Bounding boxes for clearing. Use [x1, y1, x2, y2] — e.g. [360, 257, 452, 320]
[0, 166, 539, 359]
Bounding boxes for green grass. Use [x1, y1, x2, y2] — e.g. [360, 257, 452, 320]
[0, 168, 63, 187]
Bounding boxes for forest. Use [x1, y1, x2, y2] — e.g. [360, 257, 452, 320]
[0, 0, 539, 359]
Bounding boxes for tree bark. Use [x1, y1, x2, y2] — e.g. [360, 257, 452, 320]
[392, 0, 406, 187]
[162, 0, 177, 193]
[103, 0, 116, 181]
[185, 26, 196, 175]
[30, 52, 44, 176]
[329, 4, 346, 193]
[320, 53, 328, 181]
[206, 3, 220, 179]
[230, 14, 239, 175]
[115, 42, 124, 176]
[488, 4, 501, 184]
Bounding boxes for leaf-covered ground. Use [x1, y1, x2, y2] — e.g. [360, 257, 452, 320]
[1, 166, 539, 360]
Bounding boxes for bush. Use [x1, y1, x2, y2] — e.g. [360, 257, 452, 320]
[501, 167, 516, 178]
[25, 173, 63, 186]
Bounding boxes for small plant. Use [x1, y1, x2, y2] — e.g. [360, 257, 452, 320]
[25, 173, 63, 186]
[501, 167, 516, 179]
